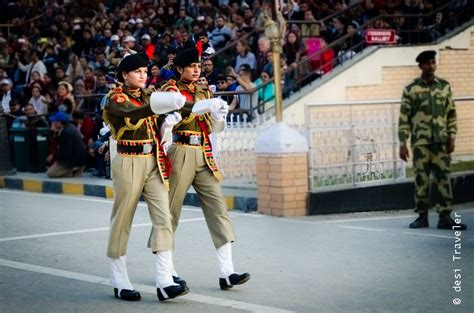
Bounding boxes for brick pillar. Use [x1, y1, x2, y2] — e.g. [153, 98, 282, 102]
[255, 123, 309, 217]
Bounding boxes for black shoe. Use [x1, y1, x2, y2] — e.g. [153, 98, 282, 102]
[409, 213, 429, 228]
[437, 214, 467, 230]
[157, 284, 189, 301]
[173, 276, 187, 286]
[114, 288, 141, 301]
[219, 273, 251, 290]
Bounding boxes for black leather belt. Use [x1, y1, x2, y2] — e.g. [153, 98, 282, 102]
[117, 142, 156, 155]
[173, 134, 203, 146]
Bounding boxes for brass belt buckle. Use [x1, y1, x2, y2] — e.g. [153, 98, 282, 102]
[189, 135, 200, 145]
[143, 143, 153, 153]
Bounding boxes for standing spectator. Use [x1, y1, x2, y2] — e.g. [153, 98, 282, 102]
[46, 111, 88, 178]
[209, 16, 233, 49]
[229, 64, 258, 121]
[234, 40, 256, 72]
[398, 50, 467, 230]
[254, 69, 275, 111]
[16, 50, 47, 85]
[6, 99, 24, 130]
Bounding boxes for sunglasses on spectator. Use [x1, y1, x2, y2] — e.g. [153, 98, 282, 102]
[217, 80, 225, 84]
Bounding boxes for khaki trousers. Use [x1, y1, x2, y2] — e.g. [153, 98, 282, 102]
[107, 154, 174, 258]
[167, 144, 235, 249]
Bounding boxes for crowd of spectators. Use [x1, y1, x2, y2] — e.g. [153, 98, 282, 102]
[0, 0, 472, 176]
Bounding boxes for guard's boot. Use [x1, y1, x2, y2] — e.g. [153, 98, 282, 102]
[157, 284, 189, 301]
[173, 276, 187, 286]
[110, 256, 140, 301]
[114, 288, 141, 301]
[219, 273, 251, 290]
[409, 212, 429, 228]
[155, 251, 189, 301]
[437, 213, 467, 230]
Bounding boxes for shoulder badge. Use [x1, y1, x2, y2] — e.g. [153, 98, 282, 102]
[113, 85, 123, 94]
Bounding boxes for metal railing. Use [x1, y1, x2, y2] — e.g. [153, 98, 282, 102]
[306, 97, 474, 192]
[222, 0, 472, 117]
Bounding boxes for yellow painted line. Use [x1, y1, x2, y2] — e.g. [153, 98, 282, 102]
[23, 180, 42, 192]
[225, 196, 235, 210]
[0, 177, 5, 188]
[62, 183, 84, 195]
[105, 186, 114, 199]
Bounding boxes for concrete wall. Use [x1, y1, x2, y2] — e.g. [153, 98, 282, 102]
[284, 26, 474, 125]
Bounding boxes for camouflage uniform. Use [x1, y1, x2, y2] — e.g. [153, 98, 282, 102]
[398, 76, 457, 214]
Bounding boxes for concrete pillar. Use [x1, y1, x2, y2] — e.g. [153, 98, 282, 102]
[255, 123, 309, 216]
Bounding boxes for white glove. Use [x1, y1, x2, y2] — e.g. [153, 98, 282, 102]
[162, 112, 182, 128]
[150, 92, 186, 114]
[160, 112, 182, 149]
[211, 101, 229, 121]
[192, 98, 223, 115]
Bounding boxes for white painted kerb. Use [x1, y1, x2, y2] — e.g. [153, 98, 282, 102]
[255, 122, 309, 154]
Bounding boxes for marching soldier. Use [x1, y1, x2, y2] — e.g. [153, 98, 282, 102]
[160, 47, 251, 290]
[103, 52, 190, 302]
[398, 50, 467, 230]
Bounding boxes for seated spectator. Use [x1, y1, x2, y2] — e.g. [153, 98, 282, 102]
[66, 53, 84, 84]
[146, 63, 162, 89]
[215, 74, 234, 104]
[83, 67, 97, 93]
[92, 123, 111, 178]
[254, 70, 275, 111]
[210, 15, 233, 49]
[1, 78, 15, 113]
[46, 111, 88, 178]
[196, 74, 209, 87]
[16, 50, 47, 86]
[50, 81, 75, 114]
[7, 99, 24, 130]
[141, 34, 155, 59]
[23, 103, 49, 128]
[28, 85, 48, 115]
[202, 58, 219, 86]
[234, 40, 256, 72]
[256, 36, 271, 76]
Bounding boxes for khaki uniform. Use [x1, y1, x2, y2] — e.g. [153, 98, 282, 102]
[398, 76, 457, 214]
[103, 85, 174, 258]
[161, 79, 235, 249]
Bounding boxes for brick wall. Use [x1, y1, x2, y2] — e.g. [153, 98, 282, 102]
[347, 32, 474, 100]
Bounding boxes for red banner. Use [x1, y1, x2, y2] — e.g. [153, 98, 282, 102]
[365, 29, 397, 44]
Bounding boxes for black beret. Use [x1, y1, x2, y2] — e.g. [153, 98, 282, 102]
[174, 48, 200, 68]
[416, 50, 436, 64]
[118, 53, 149, 73]
[117, 53, 149, 82]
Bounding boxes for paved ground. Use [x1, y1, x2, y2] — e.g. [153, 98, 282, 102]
[0, 189, 473, 313]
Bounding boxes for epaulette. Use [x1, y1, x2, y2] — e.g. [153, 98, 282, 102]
[109, 86, 130, 104]
[161, 80, 179, 92]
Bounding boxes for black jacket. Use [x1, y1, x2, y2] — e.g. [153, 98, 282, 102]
[56, 123, 88, 168]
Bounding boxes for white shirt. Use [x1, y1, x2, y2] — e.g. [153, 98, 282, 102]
[1, 91, 11, 113]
